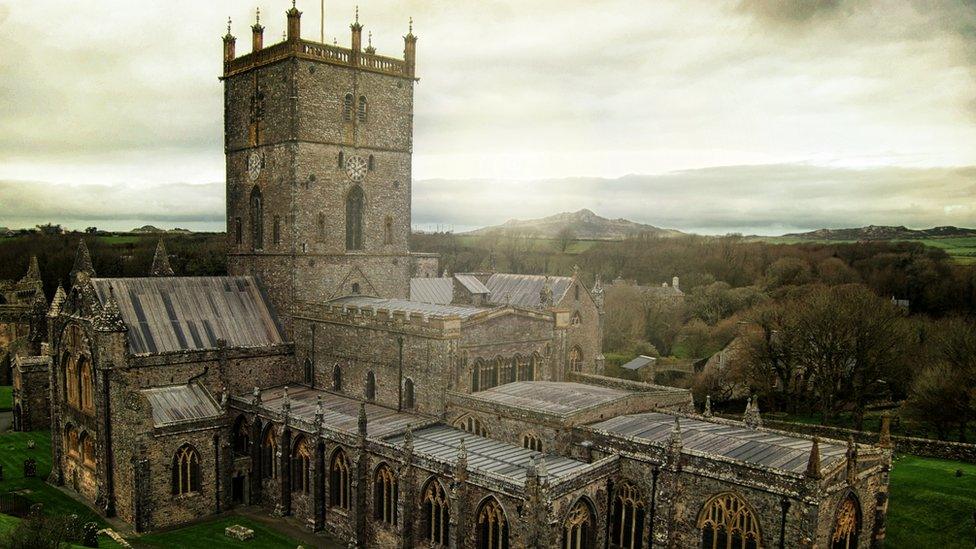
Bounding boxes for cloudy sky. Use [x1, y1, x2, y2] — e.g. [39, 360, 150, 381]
[0, 0, 974, 234]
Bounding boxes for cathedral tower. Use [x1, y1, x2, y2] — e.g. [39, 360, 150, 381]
[222, 5, 418, 332]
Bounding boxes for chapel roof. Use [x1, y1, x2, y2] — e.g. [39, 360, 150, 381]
[91, 276, 285, 355]
[385, 424, 590, 484]
[484, 273, 574, 308]
[142, 383, 222, 427]
[590, 412, 848, 475]
[409, 277, 454, 305]
[470, 381, 631, 417]
[250, 385, 418, 437]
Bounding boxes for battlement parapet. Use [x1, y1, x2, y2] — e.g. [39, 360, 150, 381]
[294, 300, 462, 339]
[224, 39, 412, 80]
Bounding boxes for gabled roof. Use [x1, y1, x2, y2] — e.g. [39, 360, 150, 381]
[252, 386, 417, 437]
[454, 274, 490, 295]
[142, 384, 221, 427]
[621, 355, 656, 370]
[410, 277, 454, 305]
[472, 381, 630, 416]
[385, 424, 589, 483]
[590, 412, 847, 475]
[91, 277, 285, 355]
[484, 273, 574, 308]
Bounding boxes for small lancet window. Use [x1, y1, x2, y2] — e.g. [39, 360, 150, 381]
[343, 94, 354, 121]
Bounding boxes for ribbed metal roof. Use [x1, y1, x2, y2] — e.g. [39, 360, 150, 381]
[591, 412, 847, 475]
[454, 274, 490, 295]
[328, 296, 485, 319]
[485, 274, 573, 308]
[142, 384, 221, 427]
[92, 277, 285, 355]
[385, 424, 589, 483]
[473, 382, 630, 416]
[254, 386, 417, 437]
[621, 355, 656, 370]
[409, 277, 454, 305]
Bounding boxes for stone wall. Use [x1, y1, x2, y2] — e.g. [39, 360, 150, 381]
[12, 355, 50, 431]
[558, 279, 603, 376]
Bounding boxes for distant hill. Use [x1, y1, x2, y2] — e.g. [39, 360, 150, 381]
[131, 225, 193, 234]
[464, 209, 683, 240]
[783, 225, 976, 241]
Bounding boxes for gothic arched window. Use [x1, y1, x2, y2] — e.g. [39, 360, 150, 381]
[79, 432, 96, 468]
[250, 186, 264, 250]
[480, 359, 498, 390]
[831, 495, 860, 549]
[343, 93, 354, 121]
[345, 185, 364, 251]
[358, 95, 368, 123]
[454, 415, 488, 437]
[610, 482, 646, 549]
[421, 478, 450, 546]
[403, 378, 415, 409]
[304, 358, 313, 384]
[368, 154, 375, 171]
[516, 354, 531, 381]
[261, 428, 278, 479]
[78, 356, 94, 414]
[333, 362, 343, 391]
[317, 212, 327, 240]
[472, 359, 483, 392]
[233, 415, 250, 455]
[65, 356, 79, 408]
[698, 493, 762, 549]
[562, 499, 596, 549]
[172, 444, 201, 495]
[365, 371, 376, 401]
[373, 463, 398, 525]
[569, 346, 584, 373]
[521, 432, 543, 452]
[292, 436, 312, 494]
[571, 311, 582, 326]
[338, 151, 345, 168]
[64, 424, 78, 457]
[477, 497, 510, 549]
[330, 448, 351, 509]
[500, 356, 515, 385]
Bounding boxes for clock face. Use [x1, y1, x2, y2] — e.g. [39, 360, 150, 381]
[248, 152, 262, 181]
[345, 155, 368, 182]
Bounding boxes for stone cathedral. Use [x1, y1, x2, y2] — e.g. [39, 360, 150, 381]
[11, 4, 891, 549]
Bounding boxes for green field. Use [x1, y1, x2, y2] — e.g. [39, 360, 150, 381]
[0, 385, 11, 411]
[887, 455, 976, 548]
[753, 235, 976, 264]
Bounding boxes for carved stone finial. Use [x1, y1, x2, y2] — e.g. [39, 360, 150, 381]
[281, 386, 291, 415]
[572, 264, 580, 278]
[805, 437, 823, 480]
[364, 31, 376, 54]
[703, 395, 712, 418]
[743, 395, 763, 429]
[150, 239, 175, 276]
[226, 16, 232, 35]
[21, 255, 40, 283]
[48, 284, 66, 318]
[256, 7, 261, 25]
[878, 413, 893, 449]
[456, 439, 468, 473]
[358, 401, 368, 437]
[540, 276, 554, 308]
[71, 239, 96, 281]
[95, 286, 127, 332]
[403, 424, 414, 453]
[355, 5, 359, 23]
[536, 454, 549, 483]
[409, 16, 413, 35]
[252, 386, 262, 405]
[668, 416, 683, 450]
[845, 437, 858, 485]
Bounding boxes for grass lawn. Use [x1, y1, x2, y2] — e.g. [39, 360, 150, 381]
[134, 516, 309, 549]
[887, 455, 976, 548]
[0, 385, 11, 411]
[0, 430, 107, 525]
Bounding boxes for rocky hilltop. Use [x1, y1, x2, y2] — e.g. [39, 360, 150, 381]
[464, 209, 682, 240]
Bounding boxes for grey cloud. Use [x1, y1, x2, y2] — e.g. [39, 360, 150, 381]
[737, 0, 845, 25]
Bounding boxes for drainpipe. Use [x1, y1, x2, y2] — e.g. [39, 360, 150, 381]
[779, 497, 791, 549]
[102, 368, 116, 516]
[397, 336, 404, 411]
[648, 466, 659, 548]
